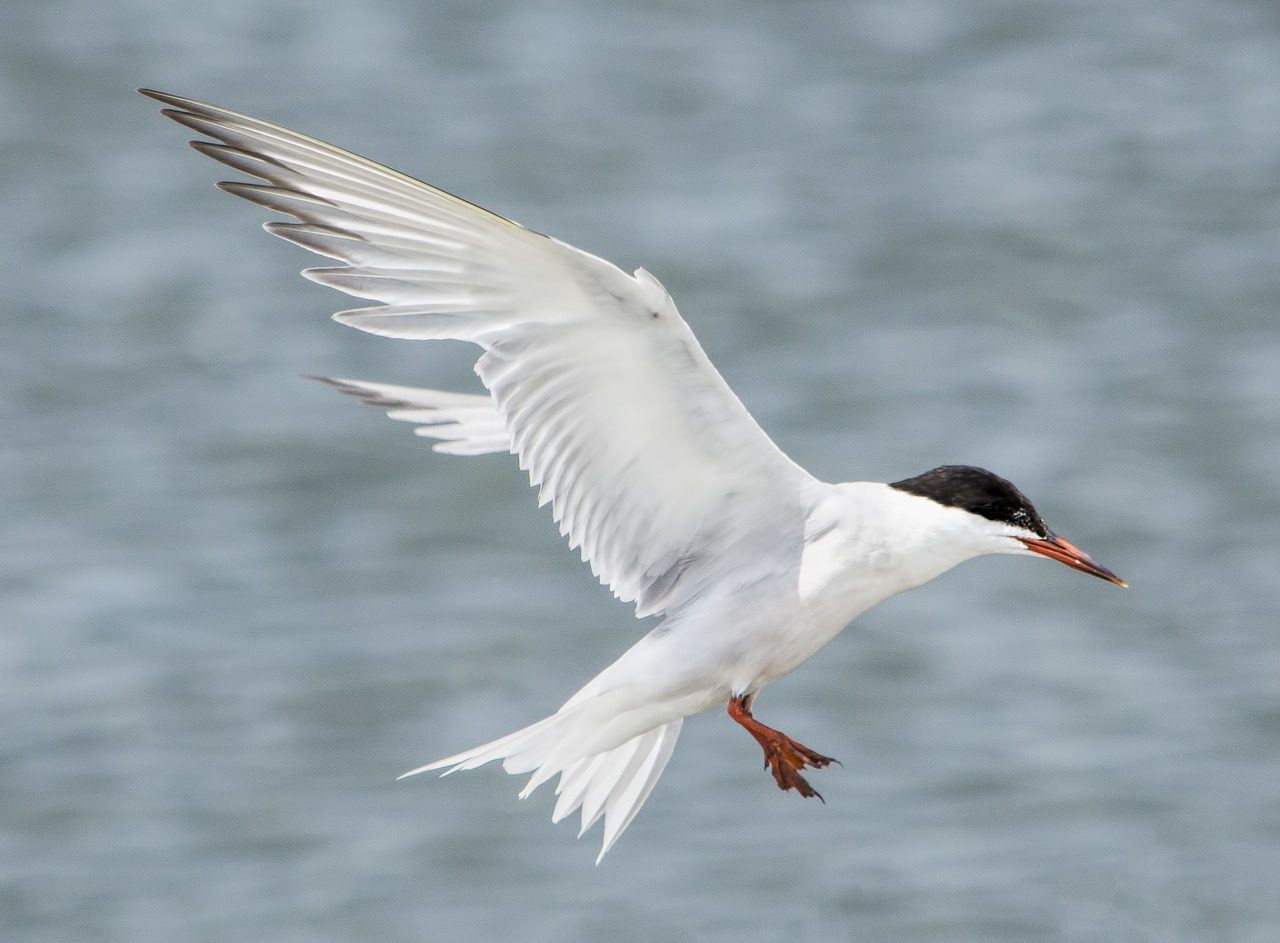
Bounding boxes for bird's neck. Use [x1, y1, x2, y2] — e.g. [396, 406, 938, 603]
[801, 481, 993, 605]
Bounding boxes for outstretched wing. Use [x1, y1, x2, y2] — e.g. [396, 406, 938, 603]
[143, 90, 816, 617]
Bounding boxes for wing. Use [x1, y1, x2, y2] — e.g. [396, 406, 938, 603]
[310, 376, 511, 457]
[143, 90, 817, 617]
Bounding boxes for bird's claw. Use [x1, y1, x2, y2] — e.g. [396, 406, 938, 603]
[760, 735, 837, 801]
[727, 693, 838, 801]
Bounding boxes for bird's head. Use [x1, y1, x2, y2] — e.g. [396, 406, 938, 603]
[888, 465, 1126, 586]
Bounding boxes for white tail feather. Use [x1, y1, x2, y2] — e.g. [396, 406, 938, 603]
[401, 705, 683, 862]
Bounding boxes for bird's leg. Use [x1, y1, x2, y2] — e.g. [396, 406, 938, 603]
[726, 693, 838, 802]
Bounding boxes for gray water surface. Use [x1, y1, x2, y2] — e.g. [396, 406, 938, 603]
[5, 2, 1280, 940]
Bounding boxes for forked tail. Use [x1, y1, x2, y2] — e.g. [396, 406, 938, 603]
[400, 700, 683, 862]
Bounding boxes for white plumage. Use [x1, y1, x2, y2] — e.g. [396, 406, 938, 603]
[144, 90, 1123, 862]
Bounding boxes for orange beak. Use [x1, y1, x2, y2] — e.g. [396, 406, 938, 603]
[1017, 534, 1127, 587]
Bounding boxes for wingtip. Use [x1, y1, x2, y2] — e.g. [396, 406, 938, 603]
[138, 88, 189, 109]
[305, 374, 408, 410]
[303, 374, 355, 397]
[396, 761, 445, 781]
[304, 374, 369, 395]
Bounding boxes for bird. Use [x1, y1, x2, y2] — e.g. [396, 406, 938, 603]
[141, 89, 1126, 861]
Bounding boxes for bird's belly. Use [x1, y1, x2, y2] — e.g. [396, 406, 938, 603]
[732, 607, 858, 693]
[591, 571, 906, 716]
[684, 577, 890, 698]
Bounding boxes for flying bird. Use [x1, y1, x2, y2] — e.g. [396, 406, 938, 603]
[142, 89, 1125, 861]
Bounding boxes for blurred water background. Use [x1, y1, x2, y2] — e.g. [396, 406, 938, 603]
[4, 1, 1280, 940]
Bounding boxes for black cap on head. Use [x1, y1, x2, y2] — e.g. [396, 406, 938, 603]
[889, 465, 1050, 537]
